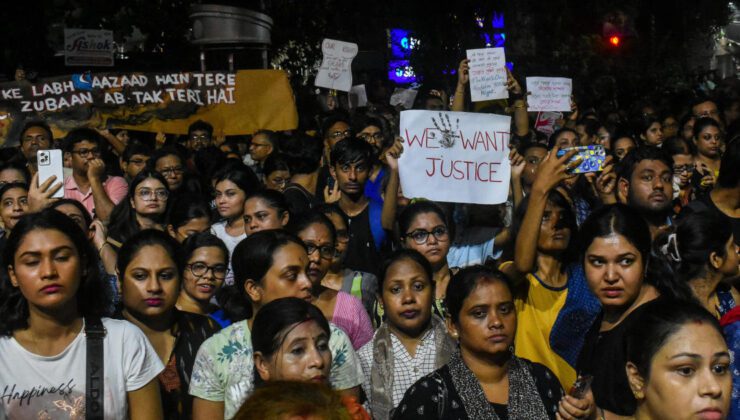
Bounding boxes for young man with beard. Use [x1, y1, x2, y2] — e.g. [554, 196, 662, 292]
[329, 137, 402, 276]
[63, 128, 128, 222]
[617, 146, 674, 238]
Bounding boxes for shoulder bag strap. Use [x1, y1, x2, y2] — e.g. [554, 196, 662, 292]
[85, 317, 106, 420]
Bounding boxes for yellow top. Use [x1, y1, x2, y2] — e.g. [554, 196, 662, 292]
[502, 261, 576, 390]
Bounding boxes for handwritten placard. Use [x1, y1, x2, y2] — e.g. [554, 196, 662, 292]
[315, 38, 358, 92]
[399, 110, 511, 204]
[466, 48, 508, 102]
[390, 88, 418, 109]
[526, 77, 572, 112]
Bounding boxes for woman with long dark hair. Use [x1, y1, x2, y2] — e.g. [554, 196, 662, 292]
[625, 301, 731, 420]
[107, 170, 170, 250]
[0, 209, 163, 418]
[576, 204, 683, 418]
[117, 229, 220, 419]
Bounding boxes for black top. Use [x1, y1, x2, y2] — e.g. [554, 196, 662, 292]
[680, 194, 740, 246]
[283, 182, 321, 216]
[114, 309, 221, 419]
[341, 205, 381, 277]
[392, 360, 562, 420]
[576, 296, 664, 416]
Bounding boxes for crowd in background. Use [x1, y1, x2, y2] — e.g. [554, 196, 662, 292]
[0, 57, 738, 420]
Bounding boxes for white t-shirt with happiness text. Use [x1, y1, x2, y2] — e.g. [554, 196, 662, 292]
[0, 318, 164, 419]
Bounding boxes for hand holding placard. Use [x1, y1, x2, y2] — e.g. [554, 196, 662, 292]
[315, 38, 358, 92]
[526, 77, 572, 112]
[466, 48, 508, 102]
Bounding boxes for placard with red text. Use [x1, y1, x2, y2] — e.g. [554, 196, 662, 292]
[399, 110, 511, 204]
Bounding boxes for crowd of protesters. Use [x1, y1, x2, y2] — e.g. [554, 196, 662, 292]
[0, 56, 738, 420]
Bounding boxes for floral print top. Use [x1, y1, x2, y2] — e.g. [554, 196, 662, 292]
[189, 319, 364, 419]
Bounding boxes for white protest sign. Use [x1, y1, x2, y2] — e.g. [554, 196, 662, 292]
[349, 84, 368, 107]
[466, 47, 508, 102]
[526, 77, 572, 112]
[64, 28, 114, 67]
[399, 110, 511, 204]
[315, 38, 358, 92]
[390, 88, 418, 109]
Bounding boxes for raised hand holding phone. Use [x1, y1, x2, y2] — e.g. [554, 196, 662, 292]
[36, 149, 64, 199]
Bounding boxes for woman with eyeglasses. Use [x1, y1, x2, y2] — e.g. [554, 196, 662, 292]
[176, 232, 232, 328]
[262, 153, 291, 193]
[398, 201, 456, 320]
[107, 170, 170, 251]
[117, 229, 221, 419]
[287, 210, 374, 350]
[243, 189, 290, 236]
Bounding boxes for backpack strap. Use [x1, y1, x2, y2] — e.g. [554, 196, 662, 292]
[367, 198, 386, 251]
[85, 317, 106, 420]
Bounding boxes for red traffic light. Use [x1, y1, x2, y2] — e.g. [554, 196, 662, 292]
[609, 35, 620, 46]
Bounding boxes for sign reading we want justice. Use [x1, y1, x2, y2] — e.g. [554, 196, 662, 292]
[398, 110, 512, 205]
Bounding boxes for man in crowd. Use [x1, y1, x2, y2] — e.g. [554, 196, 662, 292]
[17, 121, 53, 176]
[119, 143, 152, 181]
[185, 120, 214, 152]
[63, 128, 128, 222]
[617, 146, 674, 238]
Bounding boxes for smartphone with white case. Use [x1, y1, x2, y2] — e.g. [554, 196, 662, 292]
[37, 149, 65, 198]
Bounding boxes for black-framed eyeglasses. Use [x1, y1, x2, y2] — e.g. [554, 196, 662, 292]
[673, 164, 695, 174]
[404, 226, 449, 244]
[159, 167, 184, 176]
[189, 134, 211, 143]
[328, 130, 352, 140]
[305, 242, 337, 260]
[71, 148, 101, 158]
[187, 262, 228, 280]
[358, 132, 384, 142]
[136, 188, 169, 201]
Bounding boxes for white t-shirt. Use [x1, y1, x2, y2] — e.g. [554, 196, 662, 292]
[0, 318, 164, 419]
[210, 221, 247, 286]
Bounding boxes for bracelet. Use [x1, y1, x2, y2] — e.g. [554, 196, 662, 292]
[509, 92, 524, 100]
[97, 242, 110, 254]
